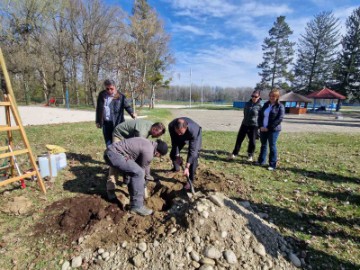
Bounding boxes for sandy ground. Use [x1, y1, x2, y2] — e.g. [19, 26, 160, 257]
[170, 109, 360, 133]
[0, 105, 359, 132]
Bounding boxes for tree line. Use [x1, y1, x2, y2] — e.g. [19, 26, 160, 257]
[256, 8, 360, 102]
[0, 0, 172, 109]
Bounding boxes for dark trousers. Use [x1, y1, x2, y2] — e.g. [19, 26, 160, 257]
[105, 148, 145, 208]
[102, 121, 114, 146]
[258, 131, 280, 168]
[232, 125, 258, 156]
[170, 137, 202, 182]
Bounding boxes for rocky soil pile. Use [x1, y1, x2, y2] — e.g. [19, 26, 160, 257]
[57, 192, 304, 270]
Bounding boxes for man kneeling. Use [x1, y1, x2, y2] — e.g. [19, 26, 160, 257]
[104, 137, 168, 216]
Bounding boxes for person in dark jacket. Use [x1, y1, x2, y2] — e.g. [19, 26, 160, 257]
[257, 89, 285, 171]
[104, 137, 168, 216]
[228, 90, 262, 162]
[96, 79, 136, 146]
[168, 117, 202, 189]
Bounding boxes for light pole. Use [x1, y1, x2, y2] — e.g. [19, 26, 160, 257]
[189, 68, 192, 108]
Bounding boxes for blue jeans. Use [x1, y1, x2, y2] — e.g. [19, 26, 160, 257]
[102, 121, 114, 146]
[258, 131, 280, 168]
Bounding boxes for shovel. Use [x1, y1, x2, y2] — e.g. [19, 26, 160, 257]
[181, 164, 196, 195]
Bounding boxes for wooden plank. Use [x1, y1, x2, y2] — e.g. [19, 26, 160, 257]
[0, 171, 37, 187]
[0, 165, 10, 171]
[0, 102, 10, 106]
[0, 149, 28, 159]
[0, 126, 20, 132]
[0, 146, 8, 151]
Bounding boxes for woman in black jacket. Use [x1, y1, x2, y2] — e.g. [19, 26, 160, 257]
[96, 79, 136, 146]
[257, 89, 285, 171]
[228, 90, 262, 162]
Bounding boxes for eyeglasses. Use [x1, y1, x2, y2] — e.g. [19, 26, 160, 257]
[251, 95, 259, 98]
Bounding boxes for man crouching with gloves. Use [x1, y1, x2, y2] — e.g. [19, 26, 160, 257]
[104, 137, 168, 216]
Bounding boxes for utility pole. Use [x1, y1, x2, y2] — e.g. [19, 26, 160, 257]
[189, 68, 192, 108]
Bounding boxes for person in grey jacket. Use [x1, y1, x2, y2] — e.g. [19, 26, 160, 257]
[104, 137, 168, 216]
[257, 89, 285, 171]
[168, 117, 202, 190]
[228, 90, 262, 162]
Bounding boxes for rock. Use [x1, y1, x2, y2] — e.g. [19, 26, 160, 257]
[199, 219, 205, 225]
[199, 258, 216, 265]
[169, 227, 177, 234]
[121, 241, 127, 248]
[192, 261, 201, 268]
[138, 242, 147, 252]
[186, 245, 193, 253]
[102, 252, 110, 259]
[258, 212, 268, 219]
[71, 256, 82, 268]
[209, 194, 224, 207]
[199, 265, 214, 270]
[210, 206, 216, 212]
[153, 240, 160, 247]
[223, 250, 237, 264]
[190, 250, 200, 262]
[221, 231, 228, 238]
[61, 261, 70, 270]
[253, 243, 266, 257]
[97, 248, 105, 254]
[131, 253, 144, 268]
[193, 235, 201, 244]
[196, 204, 207, 212]
[78, 236, 84, 244]
[239, 201, 251, 208]
[201, 211, 209, 219]
[289, 253, 301, 267]
[204, 246, 222, 259]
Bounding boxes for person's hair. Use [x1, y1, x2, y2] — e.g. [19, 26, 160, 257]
[269, 89, 280, 102]
[152, 122, 166, 135]
[252, 90, 261, 97]
[104, 79, 116, 87]
[156, 139, 168, 156]
[175, 118, 188, 129]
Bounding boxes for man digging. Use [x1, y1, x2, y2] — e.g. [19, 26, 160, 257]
[104, 137, 168, 216]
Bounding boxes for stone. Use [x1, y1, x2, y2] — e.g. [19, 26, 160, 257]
[138, 242, 147, 252]
[78, 236, 84, 244]
[97, 248, 105, 254]
[199, 265, 214, 270]
[101, 252, 110, 259]
[196, 204, 207, 212]
[169, 227, 177, 234]
[190, 250, 200, 262]
[204, 246, 222, 259]
[200, 258, 216, 265]
[254, 243, 266, 257]
[121, 241, 127, 248]
[201, 211, 209, 219]
[193, 235, 201, 244]
[221, 231, 228, 238]
[210, 206, 216, 212]
[209, 194, 224, 207]
[224, 250, 237, 264]
[132, 253, 144, 268]
[71, 256, 82, 268]
[289, 253, 301, 267]
[239, 201, 251, 208]
[153, 240, 160, 247]
[199, 219, 205, 225]
[186, 245, 193, 253]
[61, 261, 70, 270]
[192, 261, 201, 268]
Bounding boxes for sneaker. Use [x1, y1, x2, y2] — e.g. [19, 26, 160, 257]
[227, 154, 236, 160]
[130, 206, 153, 216]
[267, 167, 275, 171]
[107, 190, 117, 201]
[247, 156, 253, 162]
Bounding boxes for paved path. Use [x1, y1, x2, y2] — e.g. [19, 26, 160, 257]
[170, 109, 360, 133]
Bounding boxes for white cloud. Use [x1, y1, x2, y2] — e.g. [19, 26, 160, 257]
[171, 23, 226, 39]
[239, 2, 293, 17]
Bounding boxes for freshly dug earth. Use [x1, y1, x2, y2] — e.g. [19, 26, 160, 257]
[35, 166, 304, 269]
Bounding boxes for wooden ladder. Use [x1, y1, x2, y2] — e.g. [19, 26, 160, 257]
[0, 47, 46, 194]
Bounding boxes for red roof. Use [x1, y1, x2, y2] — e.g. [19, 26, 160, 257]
[306, 87, 346, 100]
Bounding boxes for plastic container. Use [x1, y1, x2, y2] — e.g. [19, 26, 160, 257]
[56, 152, 67, 170]
[38, 154, 58, 178]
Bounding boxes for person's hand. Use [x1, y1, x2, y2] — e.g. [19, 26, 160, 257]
[183, 167, 190, 177]
[96, 123, 101, 128]
[260, 127, 268, 132]
[132, 113, 137, 119]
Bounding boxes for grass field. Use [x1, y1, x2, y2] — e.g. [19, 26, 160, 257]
[0, 108, 358, 269]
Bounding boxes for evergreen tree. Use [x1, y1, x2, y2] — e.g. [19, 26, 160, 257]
[334, 7, 360, 102]
[257, 16, 295, 90]
[293, 11, 340, 94]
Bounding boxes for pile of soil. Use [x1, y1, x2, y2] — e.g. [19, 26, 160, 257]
[35, 167, 304, 269]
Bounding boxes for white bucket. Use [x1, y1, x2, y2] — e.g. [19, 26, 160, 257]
[38, 154, 58, 178]
[56, 153, 67, 170]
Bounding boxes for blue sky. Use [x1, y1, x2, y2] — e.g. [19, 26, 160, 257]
[117, 0, 358, 88]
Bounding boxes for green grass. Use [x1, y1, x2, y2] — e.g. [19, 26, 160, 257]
[0, 108, 359, 269]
